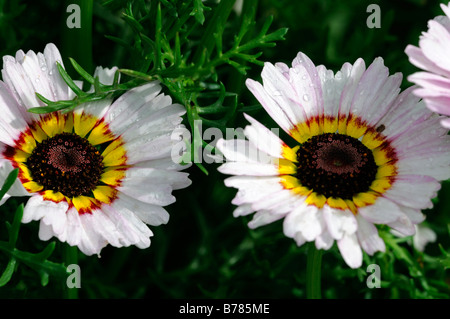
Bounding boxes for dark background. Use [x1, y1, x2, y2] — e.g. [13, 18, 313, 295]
[0, 0, 449, 299]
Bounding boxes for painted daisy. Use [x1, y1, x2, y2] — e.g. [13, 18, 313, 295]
[405, 2, 450, 128]
[216, 52, 450, 268]
[0, 43, 191, 256]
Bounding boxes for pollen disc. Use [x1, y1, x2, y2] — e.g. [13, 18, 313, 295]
[295, 133, 377, 199]
[26, 132, 104, 198]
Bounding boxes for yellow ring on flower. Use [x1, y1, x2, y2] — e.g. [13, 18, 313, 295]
[279, 115, 397, 213]
[4, 111, 129, 213]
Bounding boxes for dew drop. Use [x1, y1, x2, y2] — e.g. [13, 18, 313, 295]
[273, 90, 282, 96]
[303, 94, 310, 102]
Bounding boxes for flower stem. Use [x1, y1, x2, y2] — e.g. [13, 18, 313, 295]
[306, 243, 323, 299]
[62, 0, 94, 77]
[64, 244, 79, 299]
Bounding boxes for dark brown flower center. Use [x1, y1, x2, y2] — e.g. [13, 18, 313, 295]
[26, 132, 104, 198]
[295, 133, 377, 199]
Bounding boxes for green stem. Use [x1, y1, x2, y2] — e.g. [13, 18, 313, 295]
[62, 0, 94, 79]
[64, 244, 79, 299]
[306, 243, 323, 299]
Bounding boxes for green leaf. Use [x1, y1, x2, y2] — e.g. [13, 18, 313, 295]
[8, 204, 23, 248]
[0, 241, 68, 284]
[56, 62, 85, 97]
[0, 168, 18, 202]
[119, 69, 154, 81]
[438, 244, 450, 269]
[69, 57, 95, 85]
[28, 100, 74, 114]
[191, 0, 210, 25]
[35, 92, 54, 105]
[0, 258, 17, 287]
[192, 0, 235, 65]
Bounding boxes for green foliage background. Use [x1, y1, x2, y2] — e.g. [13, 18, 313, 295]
[0, 0, 449, 298]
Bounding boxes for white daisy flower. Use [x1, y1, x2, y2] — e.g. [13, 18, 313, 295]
[0, 43, 191, 256]
[405, 2, 450, 128]
[216, 51, 450, 268]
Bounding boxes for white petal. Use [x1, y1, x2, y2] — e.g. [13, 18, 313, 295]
[283, 204, 323, 241]
[21, 50, 55, 104]
[78, 213, 109, 255]
[125, 127, 186, 164]
[224, 175, 283, 205]
[405, 45, 450, 78]
[216, 138, 277, 165]
[290, 52, 324, 118]
[355, 214, 385, 255]
[93, 66, 118, 86]
[76, 99, 113, 120]
[243, 113, 284, 158]
[315, 230, 334, 250]
[399, 205, 425, 224]
[261, 62, 309, 125]
[38, 221, 54, 241]
[337, 233, 363, 269]
[106, 82, 163, 134]
[115, 192, 170, 226]
[122, 167, 191, 191]
[0, 161, 30, 200]
[420, 20, 450, 72]
[78, 209, 123, 248]
[317, 62, 353, 118]
[2, 57, 42, 109]
[232, 204, 254, 217]
[250, 189, 297, 213]
[396, 152, 450, 181]
[387, 213, 416, 236]
[95, 205, 149, 249]
[383, 175, 441, 209]
[245, 78, 295, 134]
[121, 103, 185, 141]
[0, 82, 31, 146]
[132, 156, 191, 172]
[338, 58, 366, 118]
[218, 159, 279, 176]
[43, 43, 71, 101]
[349, 57, 394, 120]
[22, 195, 69, 224]
[248, 210, 284, 229]
[293, 232, 307, 247]
[358, 197, 404, 224]
[413, 224, 437, 252]
[322, 206, 357, 240]
[377, 87, 428, 138]
[118, 183, 175, 206]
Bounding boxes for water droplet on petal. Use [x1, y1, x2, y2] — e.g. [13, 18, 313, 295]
[273, 90, 282, 96]
[303, 94, 309, 102]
